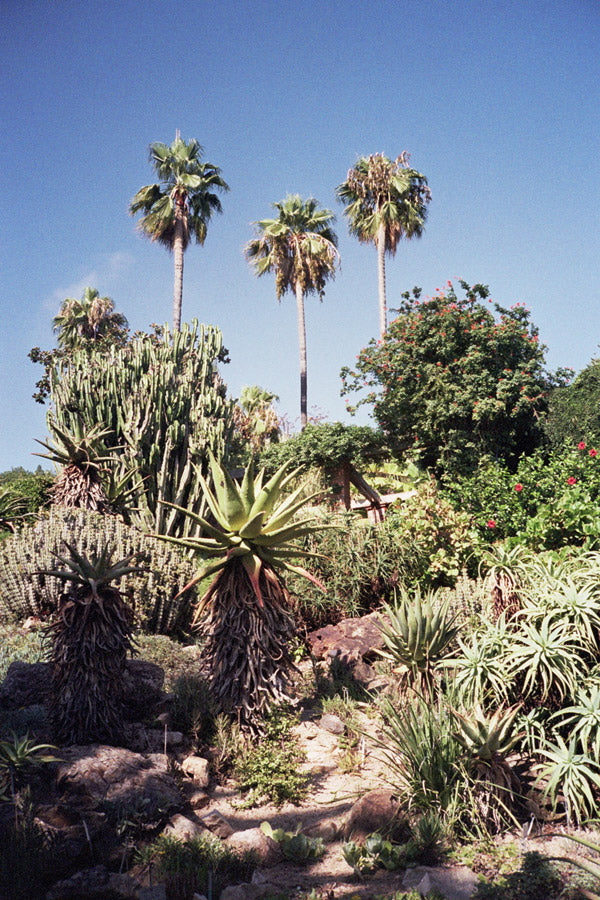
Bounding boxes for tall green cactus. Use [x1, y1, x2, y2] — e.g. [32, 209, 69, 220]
[49, 321, 234, 536]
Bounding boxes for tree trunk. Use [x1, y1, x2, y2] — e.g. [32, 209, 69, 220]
[173, 207, 185, 332]
[295, 282, 308, 429]
[377, 222, 387, 339]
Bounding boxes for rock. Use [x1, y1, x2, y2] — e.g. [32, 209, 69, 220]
[295, 720, 319, 740]
[319, 713, 345, 735]
[163, 813, 206, 840]
[56, 745, 183, 820]
[220, 884, 280, 900]
[139, 887, 167, 900]
[187, 788, 210, 810]
[198, 809, 234, 839]
[304, 819, 339, 843]
[182, 754, 210, 787]
[0, 660, 50, 707]
[307, 611, 387, 664]
[45, 864, 139, 899]
[227, 827, 283, 867]
[343, 789, 406, 841]
[402, 865, 478, 900]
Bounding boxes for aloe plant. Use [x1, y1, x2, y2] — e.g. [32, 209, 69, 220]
[377, 586, 459, 694]
[535, 735, 600, 826]
[155, 453, 326, 730]
[43, 543, 141, 744]
[34, 418, 113, 512]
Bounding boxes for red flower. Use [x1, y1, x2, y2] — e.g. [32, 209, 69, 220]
[514, 483, 523, 492]
[568, 476, 577, 486]
[591, 449, 597, 458]
[487, 519, 496, 529]
[578, 441, 586, 450]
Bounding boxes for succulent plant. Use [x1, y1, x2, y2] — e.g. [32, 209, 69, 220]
[43, 543, 141, 744]
[154, 453, 326, 730]
[34, 418, 113, 512]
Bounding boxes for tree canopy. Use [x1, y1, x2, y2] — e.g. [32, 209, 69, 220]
[341, 280, 561, 477]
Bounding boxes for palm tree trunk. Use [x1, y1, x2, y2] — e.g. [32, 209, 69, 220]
[377, 222, 387, 339]
[173, 208, 185, 332]
[295, 282, 308, 429]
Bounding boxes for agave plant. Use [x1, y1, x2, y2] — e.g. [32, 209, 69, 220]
[155, 453, 326, 730]
[479, 544, 528, 620]
[34, 418, 113, 512]
[552, 685, 600, 760]
[505, 615, 584, 706]
[376, 586, 459, 695]
[43, 543, 140, 744]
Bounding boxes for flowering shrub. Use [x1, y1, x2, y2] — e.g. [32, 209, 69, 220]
[447, 441, 600, 549]
[341, 280, 563, 479]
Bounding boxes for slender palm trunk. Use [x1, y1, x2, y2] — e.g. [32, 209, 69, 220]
[377, 222, 387, 339]
[173, 206, 185, 332]
[295, 282, 308, 429]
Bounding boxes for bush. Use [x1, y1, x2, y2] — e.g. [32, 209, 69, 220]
[0, 508, 198, 633]
[233, 709, 309, 807]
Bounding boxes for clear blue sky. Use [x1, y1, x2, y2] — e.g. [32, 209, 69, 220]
[1, 0, 598, 472]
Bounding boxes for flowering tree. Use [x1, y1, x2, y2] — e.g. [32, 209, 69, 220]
[341, 280, 560, 478]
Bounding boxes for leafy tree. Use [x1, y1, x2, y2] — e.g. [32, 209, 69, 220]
[336, 152, 431, 338]
[52, 287, 129, 351]
[245, 195, 339, 428]
[130, 134, 229, 330]
[544, 358, 600, 449]
[260, 422, 384, 476]
[341, 280, 559, 478]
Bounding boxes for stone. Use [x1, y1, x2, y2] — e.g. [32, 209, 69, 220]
[227, 827, 283, 867]
[198, 809, 234, 839]
[303, 819, 339, 843]
[307, 611, 387, 664]
[55, 745, 183, 820]
[343, 789, 406, 841]
[163, 813, 206, 840]
[319, 713, 345, 735]
[402, 865, 478, 900]
[187, 788, 210, 810]
[139, 887, 167, 900]
[0, 660, 50, 708]
[220, 884, 280, 900]
[121, 659, 165, 720]
[182, 754, 210, 787]
[45, 865, 139, 899]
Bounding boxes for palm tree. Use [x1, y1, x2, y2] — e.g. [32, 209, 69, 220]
[52, 287, 128, 351]
[336, 153, 431, 338]
[130, 134, 229, 331]
[245, 195, 339, 428]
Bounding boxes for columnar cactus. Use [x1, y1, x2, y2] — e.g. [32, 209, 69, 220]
[49, 320, 234, 537]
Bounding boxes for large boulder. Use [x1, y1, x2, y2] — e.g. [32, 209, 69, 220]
[55, 745, 183, 820]
[227, 828, 283, 867]
[343, 789, 408, 841]
[308, 611, 387, 665]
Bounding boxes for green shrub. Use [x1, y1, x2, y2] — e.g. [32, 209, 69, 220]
[474, 851, 562, 900]
[170, 673, 216, 747]
[233, 709, 309, 807]
[142, 832, 255, 900]
[0, 508, 198, 633]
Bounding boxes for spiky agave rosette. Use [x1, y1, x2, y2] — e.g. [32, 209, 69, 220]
[155, 454, 327, 730]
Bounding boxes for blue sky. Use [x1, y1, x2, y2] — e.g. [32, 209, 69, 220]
[1, 0, 598, 471]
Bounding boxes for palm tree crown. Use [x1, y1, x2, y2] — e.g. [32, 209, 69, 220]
[245, 195, 339, 428]
[336, 152, 431, 337]
[52, 287, 128, 351]
[130, 135, 229, 330]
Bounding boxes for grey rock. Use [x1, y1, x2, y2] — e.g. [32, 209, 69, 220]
[220, 883, 280, 900]
[227, 827, 283, 867]
[304, 819, 339, 843]
[198, 809, 234, 839]
[343, 789, 407, 841]
[45, 865, 139, 899]
[187, 788, 210, 810]
[163, 813, 206, 840]
[402, 865, 478, 900]
[56, 745, 183, 819]
[319, 713, 345, 735]
[182, 754, 210, 787]
[139, 887, 167, 900]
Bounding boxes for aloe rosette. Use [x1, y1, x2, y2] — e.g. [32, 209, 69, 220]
[155, 454, 326, 730]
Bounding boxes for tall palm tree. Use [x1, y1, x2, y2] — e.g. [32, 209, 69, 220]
[52, 287, 128, 351]
[336, 152, 431, 338]
[245, 195, 339, 429]
[130, 134, 229, 331]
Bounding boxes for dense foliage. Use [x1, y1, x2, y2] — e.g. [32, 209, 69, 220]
[341, 280, 561, 478]
[544, 356, 600, 449]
